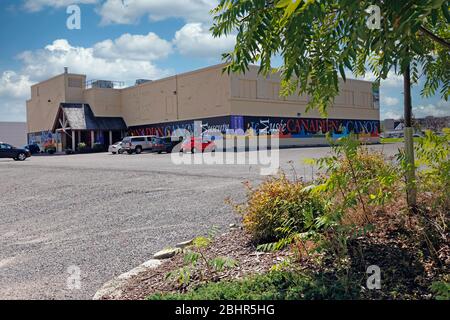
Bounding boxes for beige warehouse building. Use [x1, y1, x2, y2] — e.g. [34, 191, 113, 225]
[26, 64, 380, 151]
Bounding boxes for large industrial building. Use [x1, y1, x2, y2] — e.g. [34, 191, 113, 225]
[0, 122, 27, 147]
[26, 64, 380, 152]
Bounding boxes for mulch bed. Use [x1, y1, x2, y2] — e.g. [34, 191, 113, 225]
[103, 196, 448, 300]
[346, 200, 449, 300]
[110, 228, 291, 300]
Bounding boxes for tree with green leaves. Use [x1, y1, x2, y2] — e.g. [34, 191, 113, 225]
[212, 0, 449, 208]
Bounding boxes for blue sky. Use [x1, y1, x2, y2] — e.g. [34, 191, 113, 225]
[0, 0, 448, 122]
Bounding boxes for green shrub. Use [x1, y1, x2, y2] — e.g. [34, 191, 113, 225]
[231, 175, 326, 245]
[415, 130, 450, 211]
[431, 276, 450, 300]
[78, 142, 87, 150]
[314, 134, 399, 225]
[148, 270, 358, 300]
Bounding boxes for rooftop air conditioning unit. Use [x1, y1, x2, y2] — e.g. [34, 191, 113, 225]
[92, 80, 114, 89]
[135, 79, 152, 86]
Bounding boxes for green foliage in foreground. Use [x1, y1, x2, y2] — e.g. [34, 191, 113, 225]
[212, 0, 450, 114]
[380, 137, 423, 144]
[431, 279, 450, 300]
[148, 271, 358, 300]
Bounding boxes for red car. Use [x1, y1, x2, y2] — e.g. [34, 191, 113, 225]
[180, 137, 216, 153]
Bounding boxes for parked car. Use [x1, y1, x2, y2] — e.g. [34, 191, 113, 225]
[23, 144, 41, 154]
[0, 143, 31, 161]
[151, 137, 183, 154]
[108, 141, 124, 154]
[121, 136, 156, 154]
[180, 137, 216, 153]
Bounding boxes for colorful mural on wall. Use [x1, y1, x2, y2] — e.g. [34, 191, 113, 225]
[128, 116, 232, 138]
[128, 115, 380, 141]
[241, 116, 380, 139]
[28, 131, 61, 150]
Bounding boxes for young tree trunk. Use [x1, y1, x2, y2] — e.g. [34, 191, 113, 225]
[403, 65, 417, 208]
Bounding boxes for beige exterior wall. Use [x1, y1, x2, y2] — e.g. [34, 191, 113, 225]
[65, 74, 86, 102]
[26, 73, 86, 133]
[176, 65, 231, 122]
[84, 88, 122, 117]
[230, 66, 379, 121]
[121, 76, 177, 126]
[120, 64, 232, 127]
[26, 64, 378, 136]
[27, 74, 66, 133]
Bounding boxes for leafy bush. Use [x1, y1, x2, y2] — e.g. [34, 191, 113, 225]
[149, 270, 358, 300]
[77, 142, 87, 151]
[431, 276, 450, 300]
[415, 130, 450, 211]
[230, 175, 326, 245]
[413, 130, 449, 257]
[313, 135, 399, 225]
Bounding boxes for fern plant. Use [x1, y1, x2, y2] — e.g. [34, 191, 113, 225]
[166, 233, 238, 288]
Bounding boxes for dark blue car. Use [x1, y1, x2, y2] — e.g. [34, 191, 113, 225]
[23, 144, 41, 154]
[0, 143, 31, 161]
[151, 137, 182, 154]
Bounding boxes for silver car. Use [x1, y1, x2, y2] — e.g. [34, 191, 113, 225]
[108, 141, 124, 154]
[121, 136, 156, 154]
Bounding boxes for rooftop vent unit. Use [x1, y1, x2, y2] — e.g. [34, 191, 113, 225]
[92, 80, 114, 89]
[135, 79, 152, 86]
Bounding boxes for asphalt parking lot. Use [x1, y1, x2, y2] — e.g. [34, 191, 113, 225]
[0, 143, 401, 299]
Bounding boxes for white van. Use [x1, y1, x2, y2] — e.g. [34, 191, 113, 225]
[121, 136, 156, 154]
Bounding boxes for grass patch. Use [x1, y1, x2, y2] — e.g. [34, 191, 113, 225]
[380, 137, 422, 144]
[380, 137, 404, 144]
[147, 271, 358, 300]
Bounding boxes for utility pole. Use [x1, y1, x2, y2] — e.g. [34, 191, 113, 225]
[403, 64, 417, 208]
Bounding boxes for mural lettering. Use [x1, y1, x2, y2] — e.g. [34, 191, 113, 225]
[127, 115, 380, 140]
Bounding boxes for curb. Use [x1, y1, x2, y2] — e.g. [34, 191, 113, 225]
[92, 227, 239, 300]
[92, 259, 162, 300]
[92, 239, 194, 300]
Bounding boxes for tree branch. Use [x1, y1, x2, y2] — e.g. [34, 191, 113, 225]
[419, 26, 450, 49]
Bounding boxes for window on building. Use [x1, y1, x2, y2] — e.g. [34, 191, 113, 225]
[68, 78, 82, 88]
[359, 92, 371, 108]
[268, 82, 283, 100]
[238, 79, 257, 99]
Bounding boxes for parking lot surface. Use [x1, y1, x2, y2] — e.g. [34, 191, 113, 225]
[0, 144, 401, 299]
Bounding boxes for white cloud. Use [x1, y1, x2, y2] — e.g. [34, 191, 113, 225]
[381, 96, 400, 107]
[0, 71, 33, 99]
[93, 32, 172, 61]
[23, 0, 98, 12]
[0, 72, 33, 121]
[98, 0, 217, 25]
[350, 70, 403, 89]
[381, 110, 402, 120]
[17, 38, 171, 83]
[0, 35, 174, 121]
[174, 23, 236, 58]
[413, 100, 450, 118]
